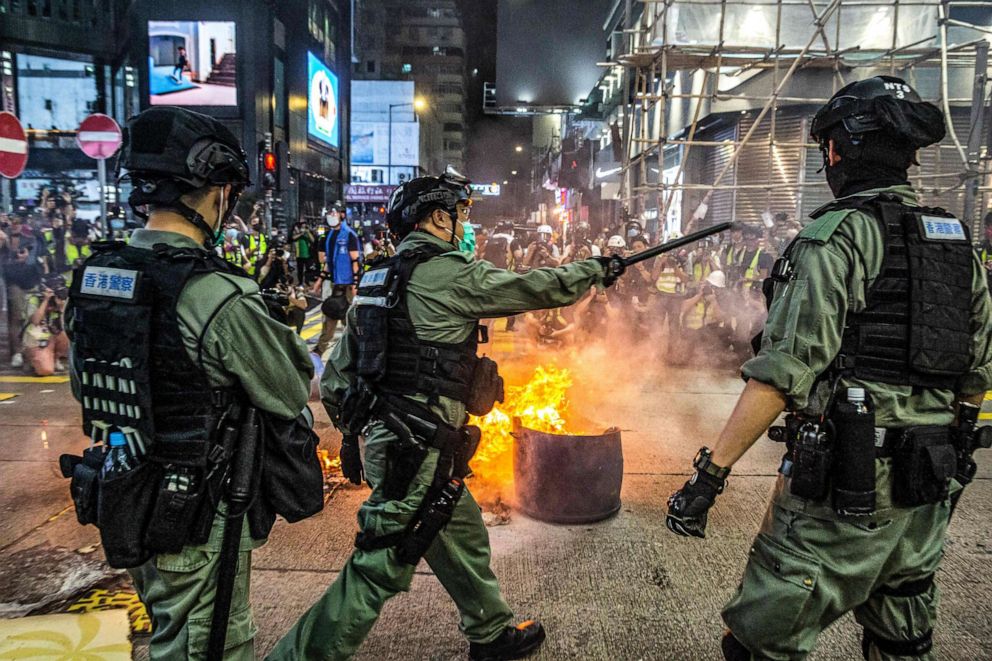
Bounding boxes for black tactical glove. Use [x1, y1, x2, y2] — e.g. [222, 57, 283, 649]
[595, 255, 626, 287]
[666, 448, 730, 538]
[339, 434, 364, 485]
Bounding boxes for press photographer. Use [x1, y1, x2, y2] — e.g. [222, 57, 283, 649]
[22, 273, 70, 376]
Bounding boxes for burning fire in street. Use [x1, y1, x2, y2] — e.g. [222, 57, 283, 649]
[317, 448, 340, 476]
[469, 365, 576, 490]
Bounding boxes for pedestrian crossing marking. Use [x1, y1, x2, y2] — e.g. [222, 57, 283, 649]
[0, 376, 70, 384]
[0, 393, 16, 401]
[66, 589, 151, 634]
[979, 412, 992, 421]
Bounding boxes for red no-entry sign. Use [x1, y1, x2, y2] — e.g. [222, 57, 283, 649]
[0, 111, 28, 179]
[77, 113, 122, 160]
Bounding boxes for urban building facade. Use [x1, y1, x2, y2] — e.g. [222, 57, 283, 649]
[353, 0, 468, 177]
[0, 0, 352, 226]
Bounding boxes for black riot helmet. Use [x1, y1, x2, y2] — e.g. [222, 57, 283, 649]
[809, 76, 944, 197]
[117, 107, 251, 246]
[386, 166, 473, 243]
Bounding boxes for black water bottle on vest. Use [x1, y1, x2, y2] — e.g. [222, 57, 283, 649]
[832, 387, 877, 516]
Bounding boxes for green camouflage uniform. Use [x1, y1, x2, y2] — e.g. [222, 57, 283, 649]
[723, 186, 992, 660]
[69, 229, 314, 661]
[267, 231, 604, 661]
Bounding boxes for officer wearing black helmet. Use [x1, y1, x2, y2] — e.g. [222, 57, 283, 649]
[666, 76, 992, 660]
[63, 107, 314, 660]
[267, 168, 625, 661]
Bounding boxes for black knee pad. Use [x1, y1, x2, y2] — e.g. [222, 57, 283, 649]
[722, 631, 752, 661]
[862, 627, 933, 658]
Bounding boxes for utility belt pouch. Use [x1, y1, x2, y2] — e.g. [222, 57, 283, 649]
[381, 411, 429, 501]
[141, 438, 219, 552]
[455, 425, 482, 478]
[144, 469, 209, 554]
[396, 478, 465, 565]
[892, 426, 957, 507]
[465, 356, 504, 416]
[97, 460, 162, 569]
[60, 445, 106, 526]
[831, 401, 877, 516]
[789, 422, 832, 501]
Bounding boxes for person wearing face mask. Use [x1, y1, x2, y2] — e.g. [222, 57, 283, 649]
[314, 200, 362, 357]
[267, 168, 627, 661]
[63, 106, 315, 661]
[667, 77, 992, 661]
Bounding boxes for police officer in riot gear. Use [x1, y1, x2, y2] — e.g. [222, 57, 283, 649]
[268, 168, 625, 661]
[63, 106, 315, 660]
[666, 76, 992, 660]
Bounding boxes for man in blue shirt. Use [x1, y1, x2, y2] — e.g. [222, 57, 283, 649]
[315, 201, 361, 356]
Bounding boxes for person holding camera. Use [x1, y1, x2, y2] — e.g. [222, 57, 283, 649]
[523, 224, 561, 268]
[1, 213, 43, 368]
[22, 275, 69, 376]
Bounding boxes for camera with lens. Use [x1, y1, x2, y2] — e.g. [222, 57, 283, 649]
[43, 273, 69, 300]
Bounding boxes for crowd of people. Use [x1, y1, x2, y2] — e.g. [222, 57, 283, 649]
[0, 188, 101, 376]
[5, 183, 990, 377]
[470, 213, 803, 366]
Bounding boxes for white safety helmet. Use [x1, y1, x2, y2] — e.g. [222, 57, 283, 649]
[607, 235, 626, 249]
[705, 270, 727, 289]
[537, 224, 553, 236]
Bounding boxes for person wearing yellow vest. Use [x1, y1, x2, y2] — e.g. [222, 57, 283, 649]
[59, 220, 93, 285]
[242, 221, 268, 277]
[21, 274, 69, 376]
[738, 224, 772, 287]
[678, 270, 735, 364]
[652, 243, 689, 359]
[220, 227, 248, 269]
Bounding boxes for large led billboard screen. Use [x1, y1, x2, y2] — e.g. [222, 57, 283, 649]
[148, 21, 237, 106]
[307, 51, 340, 148]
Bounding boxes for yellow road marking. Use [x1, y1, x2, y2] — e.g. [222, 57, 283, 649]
[0, 375, 70, 384]
[66, 588, 151, 634]
[0, 393, 16, 401]
[302, 323, 322, 341]
[979, 412, 992, 421]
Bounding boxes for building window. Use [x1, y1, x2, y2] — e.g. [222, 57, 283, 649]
[428, 8, 441, 18]
[402, 63, 412, 74]
[366, 60, 376, 73]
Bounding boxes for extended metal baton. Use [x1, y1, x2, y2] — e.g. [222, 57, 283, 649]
[622, 222, 735, 267]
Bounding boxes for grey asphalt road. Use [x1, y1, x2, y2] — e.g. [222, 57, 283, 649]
[1, 359, 990, 660]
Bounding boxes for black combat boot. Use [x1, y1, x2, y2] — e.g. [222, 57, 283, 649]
[469, 620, 546, 661]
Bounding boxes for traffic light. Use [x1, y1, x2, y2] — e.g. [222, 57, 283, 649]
[261, 148, 277, 190]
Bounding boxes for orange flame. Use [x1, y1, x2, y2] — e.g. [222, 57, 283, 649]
[317, 449, 340, 475]
[469, 365, 574, 487]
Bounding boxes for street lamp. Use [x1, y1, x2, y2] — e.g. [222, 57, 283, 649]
[388, 96, 427, 185]
[515, 145, 523, 153]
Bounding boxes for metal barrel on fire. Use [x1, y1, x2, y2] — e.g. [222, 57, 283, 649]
[622, 221, 735, 268]
[512, 418, 623, 524]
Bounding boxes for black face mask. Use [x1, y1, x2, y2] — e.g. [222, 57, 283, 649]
[825, 157, 909, 198]
[823, 131, 912, 198]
